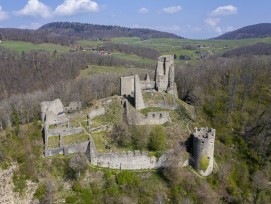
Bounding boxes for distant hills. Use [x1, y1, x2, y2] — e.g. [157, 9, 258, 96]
[222, 42, 271, 57]
[214, 23, 271, 40]
[38, 22, 181, 40]
[0, 22, 181, 45]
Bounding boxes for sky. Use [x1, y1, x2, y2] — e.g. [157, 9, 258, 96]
[0, 0, 270, 39]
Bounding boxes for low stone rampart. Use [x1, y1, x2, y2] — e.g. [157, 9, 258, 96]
[126, 103, 170, 125]
[136, 111, 170, 125]
[90, 150, 167, 170]
[145, 101, 179, 110]
[47, 127, 83, 137]
[141, 81, 155, 90]
[44, 141, 90, 157]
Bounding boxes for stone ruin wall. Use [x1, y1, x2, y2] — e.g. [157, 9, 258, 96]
[141, 81, 155, 90]
[134, 75, 145, 110]
[64, 101, 82, 113]
[134, 111, 170, 125]
[124, 100, 170, 125]
[90, 150, 167, 170]
[47, 127, 83, 137]
[120, 76, 135, 97]
[44, 141, 90, 157]
[88, 107, 106, 119]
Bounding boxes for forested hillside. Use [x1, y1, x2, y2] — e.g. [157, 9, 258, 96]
[214, 23, 271, 40]
[38, 22, 181, 40]
[222, 42, 271, 57]
[0, 22, 181, 46]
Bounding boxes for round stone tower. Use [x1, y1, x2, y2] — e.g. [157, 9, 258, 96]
[192, 127, 215, 176]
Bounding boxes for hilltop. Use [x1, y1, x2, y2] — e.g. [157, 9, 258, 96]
[38, 22, 182, 40]
[0, 22, 182, 45]
[213, 23, 271, 40]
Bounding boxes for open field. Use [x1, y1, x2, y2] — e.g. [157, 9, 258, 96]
[80, 65, 155, 77]
[0, 41, 70, 53]
[3, 37, 271, 63]
[111, 37, 271, 61]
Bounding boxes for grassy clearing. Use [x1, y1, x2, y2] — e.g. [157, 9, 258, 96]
[47, 132, 89, 148]
[91, 131, 134, 153]
[0, 41, 70, 53]
[76, 40, 103, 47]
[111, 37, 142, 44]
[92, 99, 124, 128]
[111, 37, 271, 62]
[80, 65, 153, 77]
[111, 52, 155, 64]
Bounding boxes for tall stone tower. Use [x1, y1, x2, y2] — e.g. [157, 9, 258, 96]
[192, 127, 215, 176]
[155, 55, 178, 97]
[134, 75, 145, 110]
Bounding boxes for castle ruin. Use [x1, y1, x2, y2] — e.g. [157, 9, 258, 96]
[40, 55, 215, 176]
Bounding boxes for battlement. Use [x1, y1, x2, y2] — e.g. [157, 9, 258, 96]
[91, 150, 167, 170]
[193, 127, 215, 140]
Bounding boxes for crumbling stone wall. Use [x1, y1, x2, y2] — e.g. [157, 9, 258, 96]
[64, 101, 82, 113]
[44, 141, 90, 157]
[141, 73, 155, 90]
[120, 76, 134, 97]
[47, 127, 83, 137]
[88, 107, 105, 119]
[125, 100, 170, 125]
[90, 150, 167, 170]
[134, 75, 145, 110]
[40, 99, 64, 123]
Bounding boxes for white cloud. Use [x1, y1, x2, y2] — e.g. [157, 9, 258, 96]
[14, 0, 52, 19]
[0, 6, 8, 21]
[211, 5, 237, 16]
[19, 22, 42, 29]
[138, 8, 149, 14]
[54, 0, 99, 16]
[205, 18, 220, 27]
[205, 18, 222, 34]
[162, 5, 182, 14]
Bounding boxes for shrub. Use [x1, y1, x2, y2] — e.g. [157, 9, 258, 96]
[200, 156, 209, 172]
[131, 125, 150, 150]
[148, 126, 166, 152]
[13, 173, 27, 195]
[34, 183, 46, 200]
[116, 171, 139, 186]
[110, 122, 131, 147]
[69, 153, 89, 178]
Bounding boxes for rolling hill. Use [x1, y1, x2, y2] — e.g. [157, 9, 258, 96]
[0, 22, 182, 46]
[213, 23, 271, 40]
[38, 22, 182, 40]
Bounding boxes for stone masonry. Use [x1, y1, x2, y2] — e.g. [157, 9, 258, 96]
[192, 127, 215, 176]
[120, 55, 178, 111]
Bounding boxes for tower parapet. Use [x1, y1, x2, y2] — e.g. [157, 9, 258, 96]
[192, 127, 215, 176]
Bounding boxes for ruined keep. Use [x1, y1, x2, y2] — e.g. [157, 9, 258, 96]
[155, 55, 178, 97]
[120, 55, 178, 111]
[192, 127, 215, 176]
